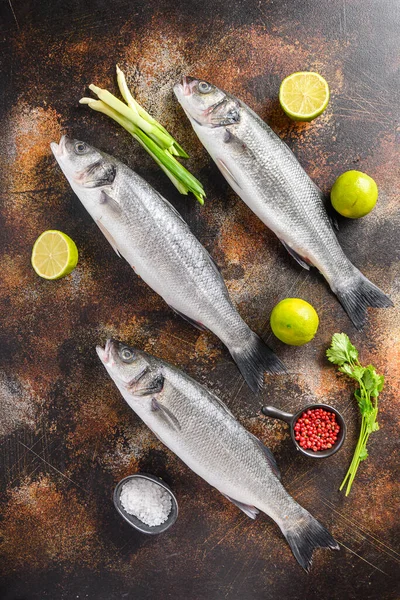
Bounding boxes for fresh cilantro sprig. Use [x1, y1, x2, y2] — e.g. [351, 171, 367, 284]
[326, 333, 384, 496]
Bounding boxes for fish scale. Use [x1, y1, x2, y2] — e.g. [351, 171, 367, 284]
[51, 136, 285, 392]
[175, 78, 392, 329]
[97, 339, 339, 571]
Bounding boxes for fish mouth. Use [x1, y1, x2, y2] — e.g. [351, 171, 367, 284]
[175, 76, 197, 98]
[50, 135, 68, 158]
[96, 338, 114, 364]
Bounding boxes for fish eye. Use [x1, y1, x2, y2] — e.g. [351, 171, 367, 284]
[74, 141, 88, 155]
[120, 347, 134, 362]
[198, 81, 211, 94]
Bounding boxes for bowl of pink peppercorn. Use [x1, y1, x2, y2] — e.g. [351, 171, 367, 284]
[261, 403, 346, 458]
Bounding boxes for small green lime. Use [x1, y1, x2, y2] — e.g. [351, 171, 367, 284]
[270, 298, 319, 346]
[331, 170, 378, 218]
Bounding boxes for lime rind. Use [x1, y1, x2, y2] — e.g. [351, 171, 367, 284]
[31, 230, 79, 280]
[279, 72, 330, 122]
[270, 298, 319, 346]
[330, 170, 378, 218]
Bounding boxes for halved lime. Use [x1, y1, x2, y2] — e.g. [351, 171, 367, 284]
[31, 230, 78, 280]
[279, 72, 330, 121]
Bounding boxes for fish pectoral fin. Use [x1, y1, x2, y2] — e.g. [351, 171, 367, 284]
[279, 240, 311, 271]
[151, 397, 181, 431]
[99, 190, 122, 213]
[169, 306, 208, 332]
[211, 394, 235, 418]
[221, 493, 259, 519]
[216, 158, 242, 190]
[250, 434, 281, 480]
[95, 217, 123, 258]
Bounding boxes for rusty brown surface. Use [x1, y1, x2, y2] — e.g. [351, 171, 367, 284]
[0, 1, 399, 598]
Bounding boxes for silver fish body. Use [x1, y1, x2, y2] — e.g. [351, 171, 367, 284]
[51, 136, 284, 391]
[97, 339, 338, 571]
[174, 78, 392, 328]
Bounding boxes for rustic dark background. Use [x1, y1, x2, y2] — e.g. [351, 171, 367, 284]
[0, 1, 399, 599]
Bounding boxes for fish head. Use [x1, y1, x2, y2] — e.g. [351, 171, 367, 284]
[50, 136, 117, 189]
[96, 339, 151, 393]
[174, 77, 240, 128]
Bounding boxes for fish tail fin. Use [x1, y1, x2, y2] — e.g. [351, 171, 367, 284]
[229, 331, 286, 393]
[280, 507, 339, 572]
[335, 268, 393, 330]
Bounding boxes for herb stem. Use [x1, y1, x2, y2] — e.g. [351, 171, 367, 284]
[326, 333, 384, 496]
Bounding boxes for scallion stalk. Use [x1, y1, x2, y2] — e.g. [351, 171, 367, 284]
[80, 66, 204, 204]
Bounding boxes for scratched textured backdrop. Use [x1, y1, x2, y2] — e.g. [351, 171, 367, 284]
[0, 0, 399, 598]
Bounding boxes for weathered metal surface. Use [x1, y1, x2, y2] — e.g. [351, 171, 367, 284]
[0, 1, 399, 598]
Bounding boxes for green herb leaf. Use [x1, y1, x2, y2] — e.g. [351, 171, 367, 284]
[326, 332, 358, 366]
[363, 365, 384, 397]
[339, 363, 353, 377]
[327, 333, 384, 495]
[358, 394, 373, 415]
[352, 365, 365, 381]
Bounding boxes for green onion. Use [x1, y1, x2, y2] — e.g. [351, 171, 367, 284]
[79, 66, 204, 204]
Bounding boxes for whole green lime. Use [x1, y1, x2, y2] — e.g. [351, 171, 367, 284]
[270, 298, 319, 346]
[330, 170, 378, 218]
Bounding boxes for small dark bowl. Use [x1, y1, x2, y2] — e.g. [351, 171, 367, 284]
[261, 403, 346, 458]
[113, 473, 178, 534]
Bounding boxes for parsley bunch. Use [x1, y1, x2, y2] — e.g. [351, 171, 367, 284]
[326, 333, 384, 496]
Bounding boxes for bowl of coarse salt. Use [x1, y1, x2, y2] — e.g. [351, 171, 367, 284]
[113, 473, 178, 534]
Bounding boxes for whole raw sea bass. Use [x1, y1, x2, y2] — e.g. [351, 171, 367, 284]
[51, 137, 285, 392]
[174, 78, 393, 329]
[97, 339, 339, 571]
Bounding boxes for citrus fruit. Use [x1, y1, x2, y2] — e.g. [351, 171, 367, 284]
[279, 72, 330, 121]
[330, 170, 378, 218]
[31, 230, 78, 280]
[270, 298, 319, 346]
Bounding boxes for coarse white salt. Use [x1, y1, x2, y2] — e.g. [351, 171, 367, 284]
[120, 477, 172, 527]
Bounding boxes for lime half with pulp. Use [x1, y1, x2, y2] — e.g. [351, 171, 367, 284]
[279, 72, 330, 121]
[31, 230, 78, 280]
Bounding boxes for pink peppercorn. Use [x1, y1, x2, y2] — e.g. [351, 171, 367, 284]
[294, 408, 340, 451]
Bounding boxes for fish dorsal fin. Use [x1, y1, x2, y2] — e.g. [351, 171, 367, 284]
[210, 393, 235, 418]
[279, 240, 311, 271]
[151, 397, 181, 431]
[192, 245, 224, 286]
[154, 190, 188, 226]
[216, 158, 242, 190]
[322, 193, 339, 230]
[220, 493, 259, 519]
[250, 433, 281, 480]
